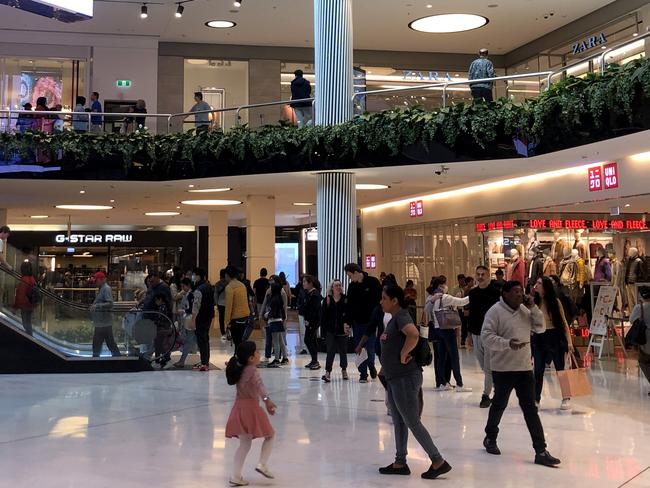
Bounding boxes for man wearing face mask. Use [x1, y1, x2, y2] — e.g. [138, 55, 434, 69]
[191, 268, 215, 372]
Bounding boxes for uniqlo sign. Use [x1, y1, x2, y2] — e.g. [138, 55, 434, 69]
[409, 200, 424, 217]
[588, 166, 603, 191]
[603, 162, 619, 189]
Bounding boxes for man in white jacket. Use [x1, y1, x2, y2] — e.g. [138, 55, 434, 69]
[481, 280, 561, 468]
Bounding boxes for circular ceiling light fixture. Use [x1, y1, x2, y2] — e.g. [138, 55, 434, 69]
[233, 0, 242, 7]
[181, 199, 242, 206]
[293, 202, 314, 206]
[55, 205, 114, 210]
[409, 13, 488, 33]
[187, 187, 232, 193]
[205, 20, 236, 29]
[356, 184, 390, 190]
[145, 211, 181, 216]
[30, 215, 49, 219]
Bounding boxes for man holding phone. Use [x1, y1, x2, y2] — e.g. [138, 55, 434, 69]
[480, 281, 561, 468]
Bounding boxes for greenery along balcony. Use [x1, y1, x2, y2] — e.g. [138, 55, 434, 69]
[2, 58, 650, 181]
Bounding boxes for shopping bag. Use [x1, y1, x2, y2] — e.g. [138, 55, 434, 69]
[557, 353, 592, 398]
[354, 348, 368, 368]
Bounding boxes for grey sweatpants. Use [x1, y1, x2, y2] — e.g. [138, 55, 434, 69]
[473, 333, 494, 397]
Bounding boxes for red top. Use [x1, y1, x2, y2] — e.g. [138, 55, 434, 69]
[14, 276, 37, 311]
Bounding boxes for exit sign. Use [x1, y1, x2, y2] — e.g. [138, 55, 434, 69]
[116, 80, 132, 88]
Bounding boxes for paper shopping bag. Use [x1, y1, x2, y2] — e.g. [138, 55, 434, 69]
[557, 354, 592, 398]
[354, 349, 368, 368]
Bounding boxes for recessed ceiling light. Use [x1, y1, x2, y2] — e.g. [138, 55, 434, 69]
[426, 4, 432, 7]
[356, 184, 390, 190]
[409, 14, 489, 33]
[55, 205, 113, 210]
[145, 212, 181, 216]
[109, 199, 115, 203]
[30, 215, 49, 219]
[176, 206, 181, 209]
[188, 184, 195, 188]
[293, 202, 314, 206]
[205, 20, 236, 29]
[181, 199, 242, 206]
[625, 203, 631, 208]
[187, 59, 209, 65]
[187, 187, 232, 193]
[79, 190, 86, 194]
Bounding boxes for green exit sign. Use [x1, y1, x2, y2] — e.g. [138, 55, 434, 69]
[116, 80, 132, 88]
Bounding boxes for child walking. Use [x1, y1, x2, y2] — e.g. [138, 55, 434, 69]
[226, 341, 277, 487]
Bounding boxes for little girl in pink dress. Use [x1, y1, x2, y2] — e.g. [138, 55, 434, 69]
[225, 341, 277, 487]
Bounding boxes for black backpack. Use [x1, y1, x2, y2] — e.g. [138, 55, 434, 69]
[28, 283, 41, 305]
[413, 334, 433, 367]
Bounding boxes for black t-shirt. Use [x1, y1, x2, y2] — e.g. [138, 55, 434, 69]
[345, 273, 382, 325]
[253, 277, 269, 304]
[380, 308, 421, 381]
[467, 284, 501, 335]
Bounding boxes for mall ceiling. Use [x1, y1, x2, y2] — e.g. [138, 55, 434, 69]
[0, 0, 617, 54]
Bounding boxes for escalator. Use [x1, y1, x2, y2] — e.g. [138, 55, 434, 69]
[0, 264, 169, 373]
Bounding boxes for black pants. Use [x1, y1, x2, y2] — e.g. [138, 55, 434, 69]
[460, 312, 468, 345]
[325, 332, 348, 372]
[230, 318, 248, 350]
[485, 371, 546, 454]
[471, 86, 493, 102]
[305, 326, 319, 363]
[217, 305, 226, 335]
[154, 327, 172, 362]
[92, 326, 121, 357]
[431, 339, 452, 387]
[532, 329, 567, 402]
[195, 320, 211, 366]
[21, 309, 33, 336]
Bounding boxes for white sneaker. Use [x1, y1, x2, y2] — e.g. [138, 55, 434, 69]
[229, 477, 249, 487]
[220, 336, 228, 343]
[255, 464, 274, 479]
[560, 398, 571, 410]
[443, 383, 454, 391]
[455, 385, 473, 393]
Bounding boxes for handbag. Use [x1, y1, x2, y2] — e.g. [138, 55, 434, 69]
[625, 305, 647, 347]
[433, 296, 462, 330]
[413, 336, 433, 367]
[557, 353, 592, 398]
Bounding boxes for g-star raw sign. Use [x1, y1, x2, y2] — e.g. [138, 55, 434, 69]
[55, 234, 133, 244]
[572, 33, 607, 55]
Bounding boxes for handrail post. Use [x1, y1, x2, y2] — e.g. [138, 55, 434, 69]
[442, 84, 447, 108]
[236, 107, 242, 126]
[311, 98, 317, 125]
[167, 114, 172, 134]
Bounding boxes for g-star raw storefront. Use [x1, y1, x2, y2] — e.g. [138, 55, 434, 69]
[9, 229, 197, 301]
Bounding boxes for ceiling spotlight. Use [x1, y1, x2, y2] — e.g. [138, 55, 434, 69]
[175, 4, 184, 18]
[356, 184, 390, 190]
[140, 4, 148, 19]
[145, 212, 181, 216]
[234, 0, 242, 7]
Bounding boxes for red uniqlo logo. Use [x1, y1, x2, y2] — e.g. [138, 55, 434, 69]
[588, 166, 602, 192]
[603, 162, 619, 189]
[409, 200, 424, 217]
[409, 201, 417, 217]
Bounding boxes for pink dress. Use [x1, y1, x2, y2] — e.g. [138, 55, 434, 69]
[225, 366, 274, 439]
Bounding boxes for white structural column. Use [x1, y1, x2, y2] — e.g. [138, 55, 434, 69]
[316, 172, 357, 288]
[246, 195, 276, 280]
[208, 211, 228, 283]
[314, 0, 354, 125]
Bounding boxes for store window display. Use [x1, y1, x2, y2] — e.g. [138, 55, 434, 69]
[593, 248, 612, 282]
[505, 249, 526, 286]
[623, 247, 644, 309]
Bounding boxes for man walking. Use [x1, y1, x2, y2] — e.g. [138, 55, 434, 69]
[90, 91, 103, 132]
[189, 92, 211, 131]
[481, 281, 561, 467]
[191, 268, 215, 372]
[253, 268, 270, 320]
[345, 263, 382, 383]
[224, 265, 251, 349]
[90, 271, 121, 357]
[467, 265, 501, 408]
[290, 70, 312, 127]
[468, 49, 495, 102]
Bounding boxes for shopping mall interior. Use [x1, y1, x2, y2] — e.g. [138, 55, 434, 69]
[1, 1, 650, 487]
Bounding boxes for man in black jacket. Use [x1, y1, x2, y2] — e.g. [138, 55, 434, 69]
[290, 70, 312, 127]
[344, 263, 382, 382]
[191, 268, 215, 371]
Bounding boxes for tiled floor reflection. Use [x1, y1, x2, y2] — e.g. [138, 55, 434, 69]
[1, 332, 648, 488]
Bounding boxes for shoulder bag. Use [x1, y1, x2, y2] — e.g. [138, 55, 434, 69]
[434, 295, 462, 330]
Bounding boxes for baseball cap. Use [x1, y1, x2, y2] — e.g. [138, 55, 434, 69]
[94, 271, 106, 280]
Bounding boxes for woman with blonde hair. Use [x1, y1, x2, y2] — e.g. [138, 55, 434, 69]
[321, 279, 349, 382]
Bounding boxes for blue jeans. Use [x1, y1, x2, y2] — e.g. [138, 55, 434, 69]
[352, 322, 375, 379]
[386, 373, 443, 466]
[433, 328, 464, 387]
[179, 329, 197, 365]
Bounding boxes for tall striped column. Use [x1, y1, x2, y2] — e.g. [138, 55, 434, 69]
[316, 172, 357, 291]
[314, 0, 353, 125]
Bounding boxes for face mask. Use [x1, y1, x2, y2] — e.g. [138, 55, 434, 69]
[191, 274, 197, 283]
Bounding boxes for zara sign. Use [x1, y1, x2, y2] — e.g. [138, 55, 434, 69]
[572, 33, 607, 55]
[55, 234, 134, 244]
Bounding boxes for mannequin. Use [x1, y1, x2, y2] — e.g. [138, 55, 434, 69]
[624, 247, 643, 309]
[526, 230, 540, 260]
[506, 248, 526, 286]
[543, 249, 557, 277]
[593, 248, 612, 282]
[559, 248, 577, 287]
[528, 247, 544, 285]
[575, 248, 589, 288]
[573, 230, 589, 262]
[551, 231, 568, 266]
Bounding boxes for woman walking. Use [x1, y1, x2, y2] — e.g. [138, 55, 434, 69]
[264, 283, 289, 368]
[378, 284, 452, 480]
[321, 279, 349, 382]
[532, 276, 573, 410]
[302, 275, 322, 370]
[225, 341, 277, 486]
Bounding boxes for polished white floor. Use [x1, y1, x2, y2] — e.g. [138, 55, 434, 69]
[1, 332, 649, 488]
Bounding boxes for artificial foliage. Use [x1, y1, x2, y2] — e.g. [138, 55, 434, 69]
[2, 58, 650, 180]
